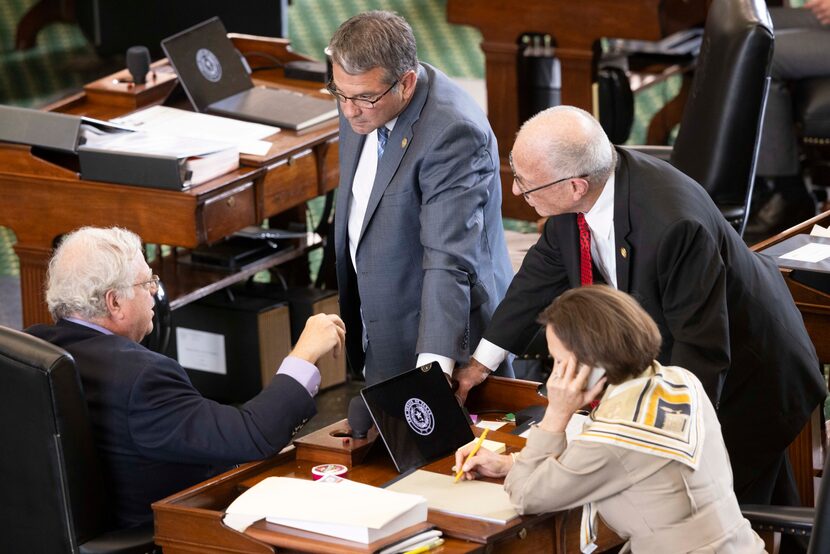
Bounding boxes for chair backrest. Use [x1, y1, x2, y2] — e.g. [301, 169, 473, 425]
[0, 325, 111, 552]
[670, 0, 773, 225]
[808, 445, 830, 553]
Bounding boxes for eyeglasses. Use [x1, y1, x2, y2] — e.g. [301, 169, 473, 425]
[509, 152, 588, 198]
[326, 79, 398, 109]
[132, 275, 160, 294]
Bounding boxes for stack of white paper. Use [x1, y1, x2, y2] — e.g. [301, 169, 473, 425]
[224, 476, 427, 544]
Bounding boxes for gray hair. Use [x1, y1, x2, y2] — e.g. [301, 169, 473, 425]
[522, 105, 616, 186]
[327, 10, 418, 84]
[46, 227, 144, 321]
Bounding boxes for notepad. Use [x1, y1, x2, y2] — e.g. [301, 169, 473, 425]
[386, 470, 519, 524]
[462, 437, 506, 454]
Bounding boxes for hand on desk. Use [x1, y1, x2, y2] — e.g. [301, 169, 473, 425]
[290, 313, 346, 364]
[452, 357, 491, 404]
[454, 443, 513, 481]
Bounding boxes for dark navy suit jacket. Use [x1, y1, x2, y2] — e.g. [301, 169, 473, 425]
[28, 319, 316, 528]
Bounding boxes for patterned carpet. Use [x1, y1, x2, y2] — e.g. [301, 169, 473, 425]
[0, 0, 685, 278]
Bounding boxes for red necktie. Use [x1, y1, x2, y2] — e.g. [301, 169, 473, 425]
[577, 213, 592, 286]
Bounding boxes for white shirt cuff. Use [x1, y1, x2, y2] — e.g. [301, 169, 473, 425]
[416, 353, 456, 376]
[471, 339, 508, 371]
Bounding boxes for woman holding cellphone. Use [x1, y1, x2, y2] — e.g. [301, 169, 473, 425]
[455, 286, 765, 553]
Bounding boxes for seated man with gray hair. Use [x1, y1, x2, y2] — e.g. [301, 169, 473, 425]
[27, 226, 345, 529]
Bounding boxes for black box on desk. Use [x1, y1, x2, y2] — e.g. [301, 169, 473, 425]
[237, 284, 347, 390]
[167, 291, 292, 403]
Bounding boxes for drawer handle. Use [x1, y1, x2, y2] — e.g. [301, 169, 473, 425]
[226, 196, 236, 208]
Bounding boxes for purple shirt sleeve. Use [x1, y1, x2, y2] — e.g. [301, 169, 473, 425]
[276, 356, 321, 398]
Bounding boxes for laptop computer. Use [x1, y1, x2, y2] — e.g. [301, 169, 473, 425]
[161, 17, 338, 131]
[361, 362, 475, 473]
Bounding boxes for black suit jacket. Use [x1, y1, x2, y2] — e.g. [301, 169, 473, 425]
[485, 147, 826, 492]
[27, 320, 316, 528]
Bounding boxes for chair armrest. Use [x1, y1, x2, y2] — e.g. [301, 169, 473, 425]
[740, 505, 814, 536]
[626, 145, 673, 162]
[79, 522, 156, 554]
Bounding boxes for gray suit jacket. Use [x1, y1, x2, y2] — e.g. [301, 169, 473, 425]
[335, 63, 512, 383]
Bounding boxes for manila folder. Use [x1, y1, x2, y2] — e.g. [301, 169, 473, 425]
[224, 476, 427, 544]
[387, 470, 519, 524]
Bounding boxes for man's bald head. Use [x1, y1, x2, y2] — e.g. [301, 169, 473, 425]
[514, 106, 614, 183]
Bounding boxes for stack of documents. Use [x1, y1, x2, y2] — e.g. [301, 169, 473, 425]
[224, 476, 428, 544]
[79, 131, 239, 189]
[111, 106, 278, 156]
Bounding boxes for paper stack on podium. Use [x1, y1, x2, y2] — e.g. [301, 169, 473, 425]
[224, 476, 427, 544]
[80, 131, 239, 189]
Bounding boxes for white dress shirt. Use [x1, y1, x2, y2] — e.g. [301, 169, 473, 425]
[347, 120, 454, 375]
[472, 175, 617, 371]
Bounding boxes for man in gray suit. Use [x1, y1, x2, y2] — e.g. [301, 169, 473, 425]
[327, 11, 513, 384]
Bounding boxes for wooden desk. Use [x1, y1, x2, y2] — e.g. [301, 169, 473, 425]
[752, 212, 830, 506]
[153, 377, 624, 553]
[0, 35, 339, 327]
[446, 0, 709, 220]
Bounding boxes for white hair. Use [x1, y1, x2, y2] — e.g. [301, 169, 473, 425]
[520, 106, 616, 185]
[46, 227, 143, 321]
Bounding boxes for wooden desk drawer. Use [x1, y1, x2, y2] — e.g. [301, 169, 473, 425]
[320, 138, 339, 194]
[262, 149, 319, 217]
[198, 181, 257, 244]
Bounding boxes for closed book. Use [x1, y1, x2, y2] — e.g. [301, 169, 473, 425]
[224, 476, 427, 544]
[78, 131, 238, 189]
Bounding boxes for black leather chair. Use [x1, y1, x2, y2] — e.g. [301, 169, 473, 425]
[796, 78, 830, 196]
[0, 325, 155, 553]
[741, 445, 830, 554]
[631, 0, 774, 237]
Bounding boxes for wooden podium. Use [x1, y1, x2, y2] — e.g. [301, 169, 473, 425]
[752, 211, 830, 506]
[152, 377, 625, 553]
[446, 0, 710, 220]
[0, 34, 339, 327]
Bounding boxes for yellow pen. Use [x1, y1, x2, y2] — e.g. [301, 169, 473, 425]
[403, 537, 444, 554]
[453, 428, 489, 483]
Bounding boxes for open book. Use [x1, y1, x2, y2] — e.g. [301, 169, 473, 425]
[224, 476, 427, 544]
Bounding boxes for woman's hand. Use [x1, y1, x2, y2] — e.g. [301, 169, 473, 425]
[453, 444, 513, 481]
[540, 354, 606, 433]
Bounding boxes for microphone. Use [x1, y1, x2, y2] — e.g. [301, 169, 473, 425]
[126, 46, 151, 85]
[347, 396, 373, 439]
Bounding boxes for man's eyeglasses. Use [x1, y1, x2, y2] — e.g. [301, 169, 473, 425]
[509, 152, 588, 198]
[132, 275, 160, 294]
[326, 79, 398, 109]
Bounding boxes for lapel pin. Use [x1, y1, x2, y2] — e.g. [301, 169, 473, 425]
[620, 247, 628, 258]
[401, 137, 408, 148]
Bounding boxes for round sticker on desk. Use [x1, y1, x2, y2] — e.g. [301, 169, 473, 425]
[196, 48, 222, 82]
[404, 398, 435, 436]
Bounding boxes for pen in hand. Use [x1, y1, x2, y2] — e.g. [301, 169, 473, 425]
[453, 428, 488, 483]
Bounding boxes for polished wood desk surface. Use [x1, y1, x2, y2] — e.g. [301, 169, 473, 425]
[752, 210, 830, 507]
[446, 0, 710, 220]
[0, 34, 339, 327]
[152, 377, 624, 554]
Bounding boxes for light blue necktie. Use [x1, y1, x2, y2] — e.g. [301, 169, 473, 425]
[377, 126, 389, 160]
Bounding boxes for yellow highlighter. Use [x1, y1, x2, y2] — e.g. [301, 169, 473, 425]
[453, 428, 489, 483]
